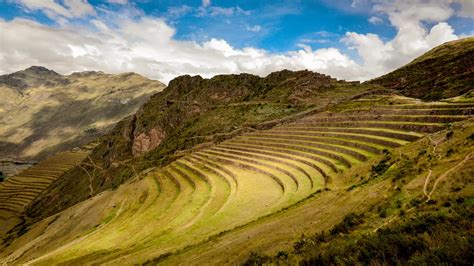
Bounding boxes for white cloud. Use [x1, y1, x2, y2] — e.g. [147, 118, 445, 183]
[1, 0, 471, 85]
[209, 6, 234, 16]
[456, 0, 474, 18]
[16, 0, 95, 20]
[63, 0, 95, 17]
[246, 24, 262, 32]
[0, 16, 362, 83]
[202, 0, 211, 8]
[167, 5, 192, 18]
[108, 0, 128, 5]
[198, 6, 250, 17]
[368, 16, 383, 24]
[343, 0, 460, 79]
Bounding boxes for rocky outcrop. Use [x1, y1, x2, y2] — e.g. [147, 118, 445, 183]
[132, 127, 165, 156]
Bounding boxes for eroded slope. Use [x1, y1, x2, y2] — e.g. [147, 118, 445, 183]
[0, 66, 165, 165]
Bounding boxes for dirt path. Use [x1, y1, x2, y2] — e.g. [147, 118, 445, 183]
[78, 164, 94, 196]
[374, 152, 472, 233]
[422, 170, 432, 198]
[427, 134, 443, 158]
[426, 152, 472, 201]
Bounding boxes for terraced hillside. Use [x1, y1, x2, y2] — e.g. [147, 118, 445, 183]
[1, 100, 472, 264]
[0, 150, 90, 236]
[26, 70, 375, 223]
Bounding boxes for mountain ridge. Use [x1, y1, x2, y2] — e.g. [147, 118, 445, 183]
[368, 37, 474, 100]
[0, 67, 165, 174]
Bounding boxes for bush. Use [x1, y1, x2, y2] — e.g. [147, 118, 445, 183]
[276, 251, 289, 259]
[446, 148, 455, 157]
[468, 133, 474, 141]
[0, 171, 5, 182]
[244, 252, 272, 266]
[446, 130, 454, 139]
[330, 213, 364, 235]
[371, 153, 392, 177]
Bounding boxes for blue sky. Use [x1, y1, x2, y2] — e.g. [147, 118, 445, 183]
[0, 0, 473, 83]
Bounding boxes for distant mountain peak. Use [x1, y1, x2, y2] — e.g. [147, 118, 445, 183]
[21, 66, 60, 77]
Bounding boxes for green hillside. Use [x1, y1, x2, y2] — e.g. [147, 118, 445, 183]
[369, 37, 474, 101]
[0, 39, 473, 265]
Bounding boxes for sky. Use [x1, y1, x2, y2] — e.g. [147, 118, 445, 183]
[0, 0, 473, 84]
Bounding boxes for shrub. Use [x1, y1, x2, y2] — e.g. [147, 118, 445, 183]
[468, 133, 474, 141]
[446, 130, 454, 139]
[446, 148, 455, 157]
[410, 197, 423, 207]
[244, 252, 272, 265]
[276, 251, 289, 259]
[330, 213, 364, 235]
[301, 207, 474, 265]
[371, 153, 392, 177]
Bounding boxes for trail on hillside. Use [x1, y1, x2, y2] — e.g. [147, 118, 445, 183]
[374, 151, 472, 233]
[422, 170, 432, 198]
[78, 164, 94, 196]
[426, 152, 472, 201]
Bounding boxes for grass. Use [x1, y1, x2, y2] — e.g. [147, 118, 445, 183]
[0, 100, 472, 265]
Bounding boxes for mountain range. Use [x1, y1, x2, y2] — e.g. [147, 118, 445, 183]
[0, 66, 165, 175]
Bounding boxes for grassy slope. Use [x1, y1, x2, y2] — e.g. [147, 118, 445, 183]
[0, 97, 471, 265]
[26, 71, 377, 224]
[164, 119, 474, 265]
[369, 37, 474, 101]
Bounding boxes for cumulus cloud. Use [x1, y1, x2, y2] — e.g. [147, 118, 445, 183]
[0, 16, 362, 83]
[0, 0, 470, 84]
[342, 0, 460, 79]
[368, 16, 383, 24]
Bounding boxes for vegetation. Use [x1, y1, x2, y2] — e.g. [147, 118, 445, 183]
[246, 201, 473, 265]
[369, 37, 474, 100]
[0, 39, 473, 265]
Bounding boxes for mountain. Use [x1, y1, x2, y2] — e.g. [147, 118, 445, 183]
[369, 37, 474, 100]
[25, 71, 381, 221]
[0, 39, 473, 265]
[0, 67, 165, 172]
